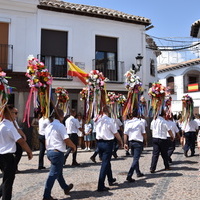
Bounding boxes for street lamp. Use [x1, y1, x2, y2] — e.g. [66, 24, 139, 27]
[132, 53, 143, 73]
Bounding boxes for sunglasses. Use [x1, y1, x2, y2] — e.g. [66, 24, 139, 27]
[12, 112, 18, 115]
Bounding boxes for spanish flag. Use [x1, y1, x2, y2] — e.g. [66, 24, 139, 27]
[188, 83, 198, 92]
[67, 59, 88, 85]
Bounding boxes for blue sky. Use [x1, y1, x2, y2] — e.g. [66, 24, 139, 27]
[64, 0, 200, 38]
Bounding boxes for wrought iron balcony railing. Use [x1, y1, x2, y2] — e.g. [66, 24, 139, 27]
[92, 59, 125, 83]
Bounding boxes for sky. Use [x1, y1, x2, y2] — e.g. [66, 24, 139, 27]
[63, 0, 200, 64]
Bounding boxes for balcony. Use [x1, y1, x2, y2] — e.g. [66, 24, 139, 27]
[37, 55, 73, 80]
[0, 44, 13, 71]
[92, 59, 125, 83]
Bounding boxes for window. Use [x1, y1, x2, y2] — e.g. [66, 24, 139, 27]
[0, 22, 13, 70]
[95, 36, 118, 81]
[150, 59, 155, 76]
[41, 29, 68, 78]
[167, 76, 175, 94]
[184, 71, 200, 93]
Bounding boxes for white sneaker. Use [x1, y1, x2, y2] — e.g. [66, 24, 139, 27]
[84, 148, 88, 151]
[88, 147, 91, 151]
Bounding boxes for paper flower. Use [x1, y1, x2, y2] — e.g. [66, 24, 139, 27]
[124, 69, 143, 92]
[55, 87, 69, 103]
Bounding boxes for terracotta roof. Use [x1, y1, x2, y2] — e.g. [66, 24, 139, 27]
[38, 0, 151, 26]
[190, 19, 200, 37]
[157, 58, 200, 73]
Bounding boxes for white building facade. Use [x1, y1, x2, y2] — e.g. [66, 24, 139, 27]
[0, 0, 159, 122]
[158, 59, 200, 114]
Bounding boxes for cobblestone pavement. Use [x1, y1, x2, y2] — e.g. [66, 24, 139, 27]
[1, 145, 199, 200]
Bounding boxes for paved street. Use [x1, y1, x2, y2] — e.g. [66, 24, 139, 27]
[1, 145, 199, 200]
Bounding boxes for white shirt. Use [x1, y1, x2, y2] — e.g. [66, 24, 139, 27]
[45, 119, 69, 152]
[77, 119, 83, 137]
[95, 114, 117, 140]
[39, 117, 50, 136]
[150, 116, 170, 139]
[0, 119, 21, 154]
[182, 120, 198, 132]
[84, 123, 92, 134]
[140, 118, 147, 128]
[194, 118, 200, 126]
[124, 118, 146, 142]
[65, 116, 81, 134]
[114, 118, 123, 130]
[167, 120, 179, 137]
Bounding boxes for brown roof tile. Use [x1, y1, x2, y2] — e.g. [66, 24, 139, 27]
[157, 58, 200, 73]
[190, 19, 200, 37]
[38, 0, 151, 26]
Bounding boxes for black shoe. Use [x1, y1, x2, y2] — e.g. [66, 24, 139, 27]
[90, 156, 96, 163]
[64, 183, 73, 195]
[43, 196, 58, 200]
[137, 173, 144, 178]
[126, 177, 135, 182]
[108, 178, 117, 186]
[150, 170, 155, 173]
[38, 166, 46, 170]
[184, 151, 188, 157]
[71, 162, 80, 166]
[112, 152, 118, 159]
[97, 186, 110, 192]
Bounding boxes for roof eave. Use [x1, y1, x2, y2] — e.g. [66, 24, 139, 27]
[37, 5, 151, 26]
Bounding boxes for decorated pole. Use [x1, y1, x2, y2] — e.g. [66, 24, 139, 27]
[122, 69, 143, 119]
[148, 82, 166, 119]
[23, 55, 53, 126]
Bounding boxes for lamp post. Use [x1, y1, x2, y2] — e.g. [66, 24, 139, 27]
[132, 53, 143, 73]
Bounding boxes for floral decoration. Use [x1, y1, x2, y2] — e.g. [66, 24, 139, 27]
[124, 69, 143, 92]
[55, 87, 69, 103]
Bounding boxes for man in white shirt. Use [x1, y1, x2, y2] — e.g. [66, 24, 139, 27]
[124, 109, 147, 182]
[150, 110, 174, 173]
[182, 117, 199, 157]
[0, 105, 33, 200]
[43, 109, 76, 200]
[38, 115, 50, 170]
[64, 109, 83, 166]
[95, 106, 123, 192]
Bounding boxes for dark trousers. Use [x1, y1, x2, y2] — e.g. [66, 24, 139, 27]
[64, 133, 78, 164]
[167, 138, 176, 159]
[0, 153, 16, 200]
[127, 141, 143, 178]
[43, 150, 69, 199]
[150, 138, 169, 171]
[38, 135, 46, 168]
[15, 143, 23, 171]
[97, 140, 114, 190]
[184, 131, 197, 155]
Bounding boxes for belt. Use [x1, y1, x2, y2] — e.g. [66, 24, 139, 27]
[130, 140, 142, 143]
[97, 139, 114, 142]
[54, 149, 61, 152]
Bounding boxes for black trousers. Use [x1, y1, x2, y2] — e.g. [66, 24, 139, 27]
[15, 143, 23, 171]
[0, 153, 16, 200]
[38, 135, 46, 168]
[150, 138, 169, 171]
[64, 133, 78, 164]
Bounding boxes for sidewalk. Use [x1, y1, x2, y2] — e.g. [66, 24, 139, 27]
[1, 146, 199, 200]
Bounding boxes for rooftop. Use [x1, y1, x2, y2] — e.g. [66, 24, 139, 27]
[38, 0, 151, 26]
[157, 58, 200, 73]
[190, 19, 200, 38]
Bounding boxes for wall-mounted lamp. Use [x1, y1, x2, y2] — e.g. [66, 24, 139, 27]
[132, 53, 143, 73]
